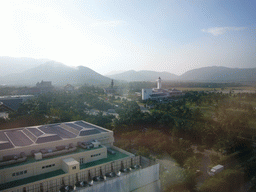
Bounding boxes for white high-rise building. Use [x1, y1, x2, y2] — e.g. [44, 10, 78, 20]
[156, 77, 162, 89]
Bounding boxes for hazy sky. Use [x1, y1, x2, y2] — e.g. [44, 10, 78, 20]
[0, 0, 255, 75]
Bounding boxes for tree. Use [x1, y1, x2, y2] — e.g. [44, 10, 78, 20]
[199, 169, 244, 192]
[136, 146, 150, 157]
[184, 156, 201, 171]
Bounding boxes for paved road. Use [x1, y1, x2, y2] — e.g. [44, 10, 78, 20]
[191, 146, 221, 188]
[196, 153, 210, 188]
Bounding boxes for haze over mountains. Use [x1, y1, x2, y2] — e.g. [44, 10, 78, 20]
[0, 57, 50, 76]
[0, 58, 111, 86]
[106, 70, 179, 82]
[179, 67, 256, 82]
[107, 67, 256, 83]
[0, 57, 255, 86]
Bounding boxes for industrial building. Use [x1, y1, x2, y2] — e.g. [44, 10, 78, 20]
[0, 120, 160, 192]
[142, 77, 184, 101]
[0, 95, 34, 111]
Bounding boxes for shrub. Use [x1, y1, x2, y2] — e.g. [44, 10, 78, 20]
[210, 154, 220, 165]
[197, 145, 206, 152]
[136, 146, 150, 157]
[171, 150, 187, 166]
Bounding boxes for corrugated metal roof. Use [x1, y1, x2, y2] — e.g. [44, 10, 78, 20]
[0, 121, 111, 150]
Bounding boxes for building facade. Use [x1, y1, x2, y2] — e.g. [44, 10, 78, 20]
[0, 121, 160, 192]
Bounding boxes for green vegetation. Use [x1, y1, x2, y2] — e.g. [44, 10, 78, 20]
[161, 169, 197, 192]
[0, 85, 115, 129]
[1, 83, 256, 191]
[199, 169, 244, 192]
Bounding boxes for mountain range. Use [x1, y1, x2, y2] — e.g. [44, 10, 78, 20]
[0, 56, 50, 76]
[0, 60, 111, 86]
[106, 70, 178, 82]
[107, 67, 256, 83]
[0, 57, 255, 86]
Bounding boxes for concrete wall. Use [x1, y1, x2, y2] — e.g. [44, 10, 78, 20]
[132, 180, 161, 192]
[76, 163, 160, 192]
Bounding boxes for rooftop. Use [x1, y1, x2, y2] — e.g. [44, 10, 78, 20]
[0, 95, 34, 99]
[0, 120, 110, 151]
[80, 148, 129, 169]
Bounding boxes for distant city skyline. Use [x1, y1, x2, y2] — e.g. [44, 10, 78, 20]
[0, 0, 255, 75]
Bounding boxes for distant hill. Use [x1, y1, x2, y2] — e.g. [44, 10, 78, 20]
[107, 67, 256, 83]
[179, 66, 256, 82]
[0, 61, 111, 86]
[0, 56, 50, 76]
[104, 70, 126, 76]
[0, 57, 255, 85]
[107, 70, 178, 81]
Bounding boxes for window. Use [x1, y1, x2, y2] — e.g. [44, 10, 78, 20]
[42, 164, 55, 169]
[72, 166, 76, 170]
[12, 170, 27, 177]
[91, 153, 101, 157]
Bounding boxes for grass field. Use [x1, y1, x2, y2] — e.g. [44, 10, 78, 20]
[174, 87, 221, 92]
[171, 86, 256, 93]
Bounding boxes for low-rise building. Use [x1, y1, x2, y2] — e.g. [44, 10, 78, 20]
[142, 77, 184, 101]
[64, 84, 75, 92]
[36, 81, 52, 88]
[0, 120, 160, 192]
[36, 80, 53, 93]
[0, 95, 34, 110]
[0, 102, 11, 119]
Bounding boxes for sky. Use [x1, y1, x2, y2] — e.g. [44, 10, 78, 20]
[0, 0, 255, 75]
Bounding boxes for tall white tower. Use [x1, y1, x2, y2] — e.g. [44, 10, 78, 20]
[157, 77, 162, 89]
